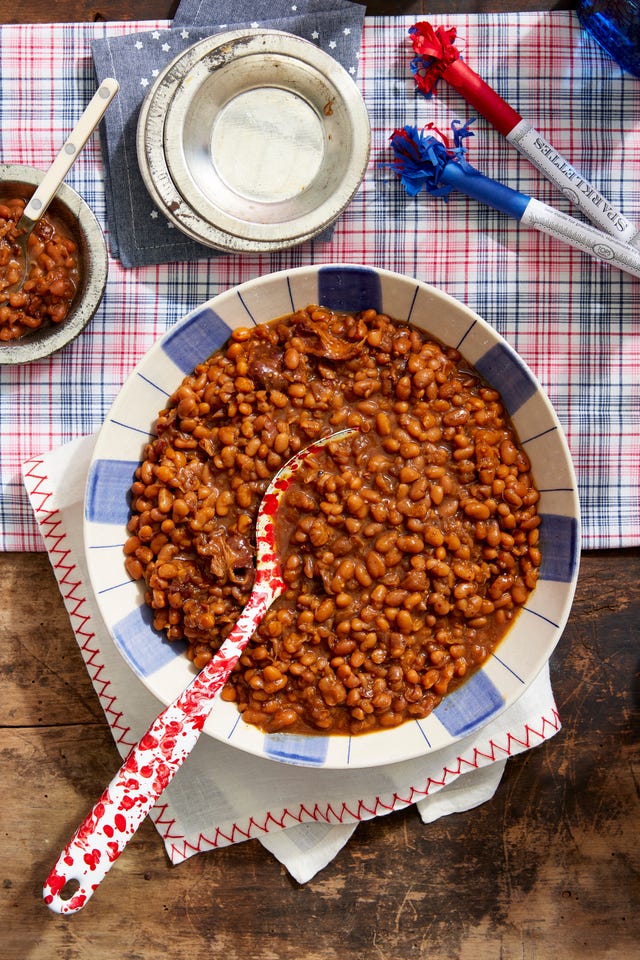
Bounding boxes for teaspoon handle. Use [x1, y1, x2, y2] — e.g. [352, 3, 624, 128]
[20, 78, 119, 230]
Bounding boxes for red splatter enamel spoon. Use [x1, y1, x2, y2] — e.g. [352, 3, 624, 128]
[43, 429, 354, 915]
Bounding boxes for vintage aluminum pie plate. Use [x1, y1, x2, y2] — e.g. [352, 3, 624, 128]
[83, 264, 581, 770]
[136, 30, 371, 253]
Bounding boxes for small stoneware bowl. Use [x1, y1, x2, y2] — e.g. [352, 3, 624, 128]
[0, 163, 108, 364]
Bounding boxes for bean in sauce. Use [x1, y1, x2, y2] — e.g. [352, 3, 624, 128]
[125, 305, 541, 736]
[0, 196, 80, 341]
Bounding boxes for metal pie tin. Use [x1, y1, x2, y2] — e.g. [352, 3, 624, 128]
[136, 30, 371, 254]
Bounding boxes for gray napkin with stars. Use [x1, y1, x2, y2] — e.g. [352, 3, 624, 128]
[91, 0, 365, 268]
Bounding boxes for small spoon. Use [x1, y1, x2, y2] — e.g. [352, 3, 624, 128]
[3, 77, 118, 297]
[43, 428, 354, 915]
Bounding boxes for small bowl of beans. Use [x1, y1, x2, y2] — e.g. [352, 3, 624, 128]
[84, 264, 581, 769]
[0, 163, 108, 364]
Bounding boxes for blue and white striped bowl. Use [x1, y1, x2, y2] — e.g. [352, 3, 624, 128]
[85, 265, 580, 769]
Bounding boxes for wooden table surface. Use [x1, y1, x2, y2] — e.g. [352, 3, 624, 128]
[1, 2, 639, 959]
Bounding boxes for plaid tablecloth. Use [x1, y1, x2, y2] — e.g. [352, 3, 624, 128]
[1, 12, 639, 551]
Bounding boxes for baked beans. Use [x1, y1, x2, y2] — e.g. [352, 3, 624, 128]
[0, 197, 80, 341]
[125, 305, 541, 736]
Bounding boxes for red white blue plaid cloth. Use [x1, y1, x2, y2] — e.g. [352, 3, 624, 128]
[1, 12, 639, 551]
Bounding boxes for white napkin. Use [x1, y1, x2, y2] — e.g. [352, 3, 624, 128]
[23, 435, 561, 883]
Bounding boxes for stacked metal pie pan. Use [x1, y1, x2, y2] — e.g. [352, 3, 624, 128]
[136, 29, 371, 254]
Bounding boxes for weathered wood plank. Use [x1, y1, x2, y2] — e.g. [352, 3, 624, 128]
[2, 550, 638, 959]
[0, 553, 102, 727]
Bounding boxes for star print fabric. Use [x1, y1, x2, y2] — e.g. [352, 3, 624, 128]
[90, 0, 365, 267]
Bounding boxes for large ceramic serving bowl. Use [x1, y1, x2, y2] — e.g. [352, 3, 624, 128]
[84, 264, 580, 769]
[0, 164, 108, 365]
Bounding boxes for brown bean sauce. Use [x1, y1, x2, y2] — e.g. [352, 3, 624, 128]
[0, 196, 80, 341]
[125, 306, 542, 736]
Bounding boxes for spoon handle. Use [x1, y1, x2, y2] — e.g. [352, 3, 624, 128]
[42, 579, 279, 916]
[20, 77, 119, 228]
[43, 430, 352, 915]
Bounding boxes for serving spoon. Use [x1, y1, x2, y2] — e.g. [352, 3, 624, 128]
[2, 77, 118, 297]
[43, 428, 354, 915]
